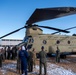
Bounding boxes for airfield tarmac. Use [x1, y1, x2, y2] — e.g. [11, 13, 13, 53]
[0, 55, 76, 75]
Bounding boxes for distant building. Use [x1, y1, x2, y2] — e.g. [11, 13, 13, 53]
[0, 39, 23, 47]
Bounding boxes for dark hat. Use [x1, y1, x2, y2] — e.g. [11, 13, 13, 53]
[41, 46, 44, 49]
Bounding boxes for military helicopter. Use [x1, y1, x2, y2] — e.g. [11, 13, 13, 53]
[0, 7, 76, 57]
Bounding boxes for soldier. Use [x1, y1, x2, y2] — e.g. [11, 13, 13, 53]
[56, 46, 60, 63]
[7, 46, 11, 60]
[0, 49, 2, 68]
[39, 46, 47, 75]
[4, 47, 7, 59]
[32, 48, 36, 68]
[12, 46, 16, 60]
[1, 48, 5, 62]
[28, 50, 33, 72]
[16, 46, 21, 74]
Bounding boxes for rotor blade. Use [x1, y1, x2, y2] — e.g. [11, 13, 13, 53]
[33, 25, 70, 33]
[26, 7, 76, 24]
[0, 26, 26, 39]
[51, 26, 76, 34]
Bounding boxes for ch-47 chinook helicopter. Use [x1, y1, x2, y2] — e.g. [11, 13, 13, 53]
[0, 7, 76, 57]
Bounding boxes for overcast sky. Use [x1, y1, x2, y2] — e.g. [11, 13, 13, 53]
[0, 0, 76, 39]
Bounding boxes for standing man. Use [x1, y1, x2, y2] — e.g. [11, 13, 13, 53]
[16, 46, 21, 73]
[28, 50, 33, 72]
[7, 46, 11, 60]
[0, 49, 2, 68]
[19, 46, 29, 75]
[56, 46, 60, 63]
[32, 48, 36, 68]
[12, 46, 16, 60]
[1, 48, 5, 62]
[39, 46, 47, 75]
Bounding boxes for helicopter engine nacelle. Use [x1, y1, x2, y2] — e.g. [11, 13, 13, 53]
[26, 27, 43, 36]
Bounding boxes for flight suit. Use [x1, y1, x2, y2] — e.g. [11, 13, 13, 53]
[56, 47, 60, 63]
[28, 50, 33, 72]
[19, 49, 29, 75]
[39, 47, 47, 75]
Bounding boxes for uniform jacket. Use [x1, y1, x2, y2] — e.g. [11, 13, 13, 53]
[39, 50, 47, 63]
[19, 50, 29, 64]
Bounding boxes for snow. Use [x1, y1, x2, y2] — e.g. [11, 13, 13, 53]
[32, 63, 76, 75]
[47, 63, 76, 75]
[0, 61, 76, 75]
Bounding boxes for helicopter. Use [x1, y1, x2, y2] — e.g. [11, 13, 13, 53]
[0, 7, 76, 57]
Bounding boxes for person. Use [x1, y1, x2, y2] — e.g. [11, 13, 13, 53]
[12, 46, 16, 60]
[4, 47, 7, 59]
[28, 49, 33, 72]
[19, 46, 29, 75]
[32, 48, 36, 68]
[16, 46, 21, 74]
[7, 46, 11, 60]
[56, 46, 60, 63]
[0, 49, 2, 68]
[1, 48, 5, 62]
[39, 46, 47, 75]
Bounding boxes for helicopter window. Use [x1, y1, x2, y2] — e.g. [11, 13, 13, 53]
[23, 36, 29, 42]
[29, 39, 31, 43]
[27, 44, 33, 49]
[56, 40, 60, 44]
[68, 40, 70, 44]
[43, 40, 47, 44]
[31, 39, 34, 43]
[28, 38, 34, 43]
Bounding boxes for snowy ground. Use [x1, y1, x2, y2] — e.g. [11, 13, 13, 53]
[0, 60, 76, 75]
[29, 63, 76, 75]
[0, 56, 76, 75]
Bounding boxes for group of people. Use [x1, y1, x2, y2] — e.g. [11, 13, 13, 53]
[0, 46, 18, 69]
[17, 46, 47, 75]
[0, 45, 60, 75]
[0, 46, 17, 60]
